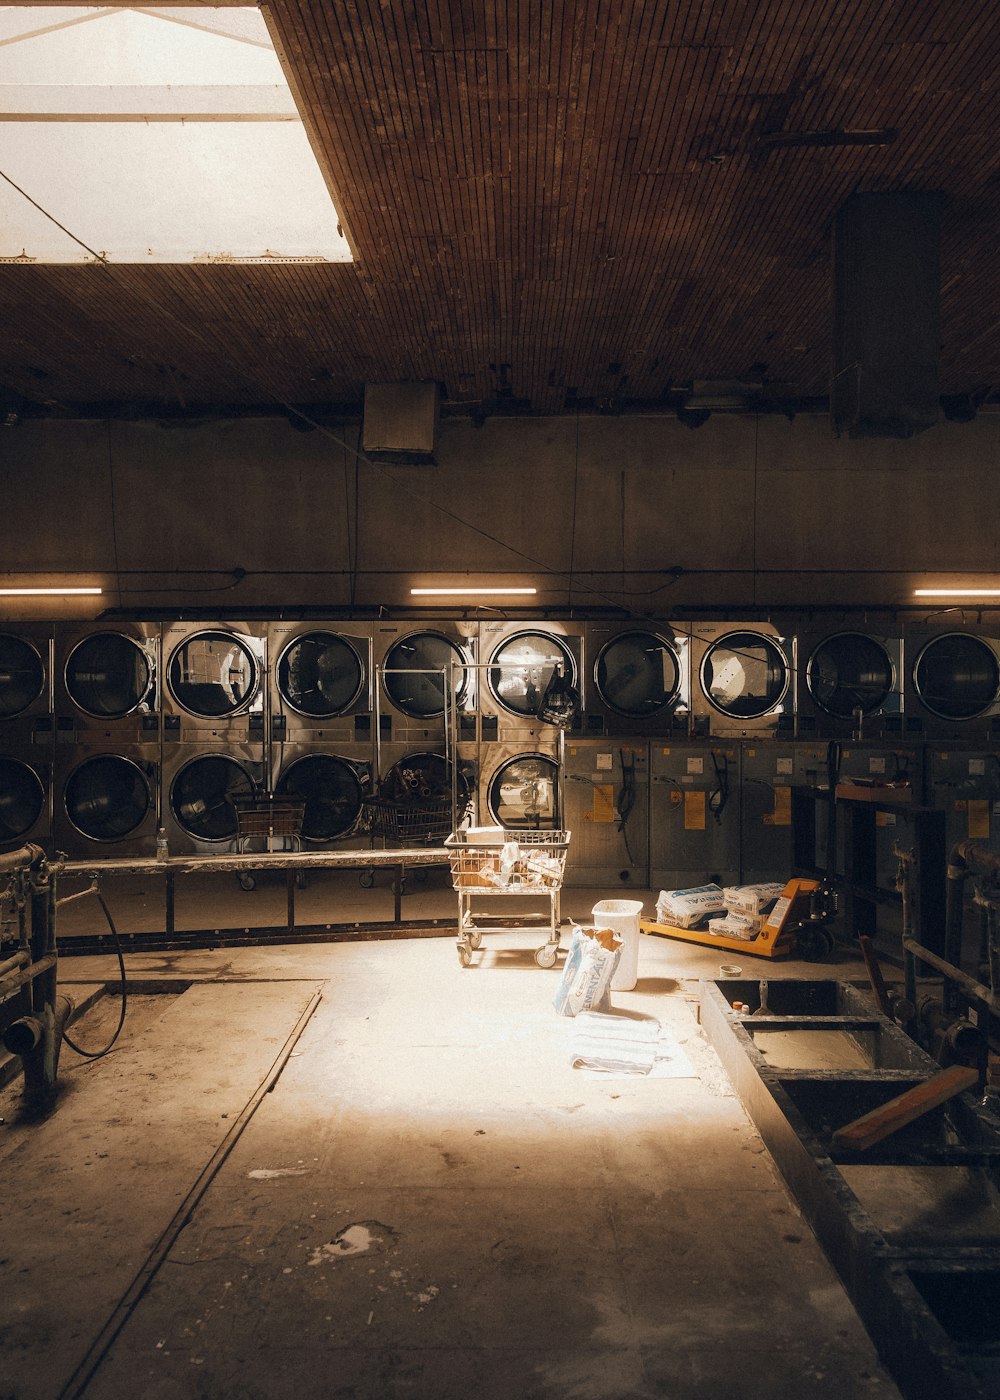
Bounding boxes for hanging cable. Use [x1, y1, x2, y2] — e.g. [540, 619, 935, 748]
[62, 889, 127, 1060]
[708, 749, 730, 824]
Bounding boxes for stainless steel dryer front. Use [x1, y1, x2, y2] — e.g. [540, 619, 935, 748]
[690, 622, 793, 738]
[53, 743, 158, 857]
[268, 622, 374, 846]
[796, 627, 903, 740]
[0, 625, 53, 851]
[583, 621, 689, 737]
[479, 621, 582, 741]
[903, 625, 1000, 740]
[55, 622, 158, 742]
[161, 622, 265, 742]
[162, 741, 263, 856]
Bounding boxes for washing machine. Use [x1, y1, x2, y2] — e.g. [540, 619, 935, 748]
[690, 623, 793, 738]
[561, 739, 649, 886]
[266, 621, 374, 846]
[796, 628, 903, 739]
[582, 621, 689, 737]
[0, 626, 54, 852]
[903, 625, 1000, 741]
[740, 739, 831, 885]
[649, 741, 741, 892]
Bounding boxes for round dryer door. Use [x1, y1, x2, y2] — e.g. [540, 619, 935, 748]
[487, 753, 559, 829]
[0, 758, 44, 842]
[595, 631, 680, 717]
[277, 632, 365, 717]
[170, 755, 256, 841]
[488, 631, 575, 716]
[382, 632, 470, 719]
[168, 631, 259, 718]
[276, 755, 366, 841]
[807, 633, 895, 718]
[701, 631, 789, 719]
[64, 755, 150, 841]
[913, 633, 1000, 720]
[0, 635, 45, 718]
[65, 632, 152, 718]
[381, 751, 469, 804]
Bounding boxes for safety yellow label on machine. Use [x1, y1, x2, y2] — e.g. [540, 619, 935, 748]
[684, 790, 706, 830]
[589, 784, 617, 824]
[968, 799, 990, 839]
[772, 786, 792, 826]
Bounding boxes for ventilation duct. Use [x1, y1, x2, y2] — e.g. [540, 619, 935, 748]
[363, 382, 439, 464]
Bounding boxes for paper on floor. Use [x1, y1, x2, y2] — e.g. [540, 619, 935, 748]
[570, 1011, 696, 1078]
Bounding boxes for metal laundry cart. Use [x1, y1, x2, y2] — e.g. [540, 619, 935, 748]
[446, 826, 571, 968]
[232, 793, 306, 891]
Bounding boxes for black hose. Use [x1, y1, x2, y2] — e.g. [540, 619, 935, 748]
[62, 890, 127, 1060]
[709, 750, 730, 823]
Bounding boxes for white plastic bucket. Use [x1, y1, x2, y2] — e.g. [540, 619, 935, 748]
[592, 899, 645, 991]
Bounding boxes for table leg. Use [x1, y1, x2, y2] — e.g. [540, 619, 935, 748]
[287, 870, 296, 931]
[165, 870, 175, 938]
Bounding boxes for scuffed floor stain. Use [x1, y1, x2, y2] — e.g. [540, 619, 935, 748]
[307, 1221, 398, 1265]
[247, 1167, 308, 1180]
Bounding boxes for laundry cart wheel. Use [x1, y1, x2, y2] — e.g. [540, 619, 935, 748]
[467, 928, 482, 950]
[295, 872, 309, 890]
[457, 944, 473, 967]
[238, 873, 256, 892]
[534, 944, 558, 969]
[359, 869, 375, 889]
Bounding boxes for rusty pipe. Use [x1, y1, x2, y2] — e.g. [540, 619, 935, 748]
[0, 949, 29, 980]
[945, 841, 1000, 1014]
[903, 936, 1000, 1019]
[3, 1014, 43, 1056]
[0, 844, 45, 875]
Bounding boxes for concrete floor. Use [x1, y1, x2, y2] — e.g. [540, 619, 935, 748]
[1, 908, 906, 1400]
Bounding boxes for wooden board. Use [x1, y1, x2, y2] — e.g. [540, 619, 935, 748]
[831, 1065, 978, 1153]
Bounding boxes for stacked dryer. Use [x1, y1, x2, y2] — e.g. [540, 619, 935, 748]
[478, 621, 582, 831]
[160, 622, 266, 854]
[372, 622, 478, 822]
[0, 625, 53, 852]
[268, 622, 373, 847]
[52, 623, 159, 856]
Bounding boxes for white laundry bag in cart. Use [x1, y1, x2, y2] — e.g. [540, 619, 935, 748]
[592, 900, 645, 991]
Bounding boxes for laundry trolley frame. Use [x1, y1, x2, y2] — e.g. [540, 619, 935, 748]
[446, 826, 570, 969]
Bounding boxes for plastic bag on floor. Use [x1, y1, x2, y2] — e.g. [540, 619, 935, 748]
[552, 925, 622, 1017]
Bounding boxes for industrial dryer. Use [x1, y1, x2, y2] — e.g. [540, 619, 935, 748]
[903, 626, 1000, 740]
[649, 741, 741, 892]
[52, 623, 160, 856]
[479, 742, 562, 831]
[689, 623, 792, 738]
[160, 623, 267, 856]
[268, 622, 374, 846]
[561, 738, 649, 886]
[0, 626, 54, 851]
[582, 622, 689, 736]
[796, 628, 903, 739]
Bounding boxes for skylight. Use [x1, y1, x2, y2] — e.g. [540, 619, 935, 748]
[0, 6, 353, 263]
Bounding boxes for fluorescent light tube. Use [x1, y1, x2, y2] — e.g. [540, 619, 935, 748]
[410, 587, 537, 597]
[913, 588, 1000, 597]
[0, 586, 103, 596]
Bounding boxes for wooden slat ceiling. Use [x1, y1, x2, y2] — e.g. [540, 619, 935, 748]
[1, 0, 999, 419]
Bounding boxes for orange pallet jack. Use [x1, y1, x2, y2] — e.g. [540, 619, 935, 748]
[641, 878, 833, 961]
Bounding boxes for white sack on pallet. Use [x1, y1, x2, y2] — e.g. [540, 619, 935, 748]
[707, 912, 761, 941]
[722, 882, 786, 916]
[552, 926, 622, 1017]
[655, 884, 725, 928]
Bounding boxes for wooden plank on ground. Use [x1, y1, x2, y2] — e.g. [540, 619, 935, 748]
[831, 1065, 978, 1153]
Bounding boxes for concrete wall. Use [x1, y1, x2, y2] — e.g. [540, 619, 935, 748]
[1, 410, 997, 619]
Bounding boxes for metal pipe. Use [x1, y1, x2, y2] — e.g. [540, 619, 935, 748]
[0, 844, 44, 875]
[944, 840, 1000, 1014]
[0, 952, 57, 999]
[2, 1014, 43, 1056]
[902, 936, 1000, 1019]
[56, 881, 100, 908]
[0, 949, 29, 980]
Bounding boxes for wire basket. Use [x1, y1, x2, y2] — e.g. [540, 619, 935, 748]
[362, 795, 455, 846]
[445, 828, 570, 891]
[232, 793, 305, 846]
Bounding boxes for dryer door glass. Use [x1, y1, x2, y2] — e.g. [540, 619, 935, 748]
[914, 633, 1000, 720]
[65, 633, 152, 718]
[701, 631, 788, 719]
[277, 632, 365, 717]
[807, 633, 894, 718]
[168, 631, 259, 717]
[487, 754, 559, 829]
[383, 633, 469, 719]
[595, 631, 680, 717]
[0, 757, 44, 841]
[381, 751, 470, 805]
[488, 632, 574, 717]
[64, 755, 150, 840]
[170, 755, 256, 841]
[276, 755, 367, 841]
[0, 635, 45, 718]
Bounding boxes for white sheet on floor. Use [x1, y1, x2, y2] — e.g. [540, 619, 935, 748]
[570, 1011, 696, 1078]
